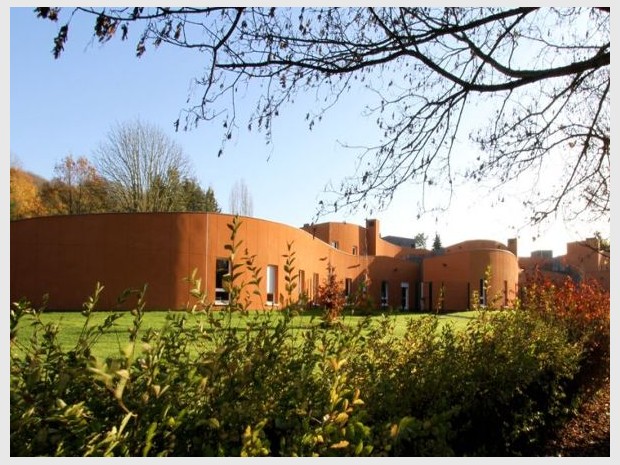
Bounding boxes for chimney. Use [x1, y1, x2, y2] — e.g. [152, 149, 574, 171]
[365, 219, 379, 256]
[507, 238, 518, 256]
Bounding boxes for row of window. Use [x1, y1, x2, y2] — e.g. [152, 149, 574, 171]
[215, 259, 509, 310]
[329, 241, 358, 256]
[215, 258, 321, 306]
[215, 258, 366, 306]
[215, 258, 281, 306]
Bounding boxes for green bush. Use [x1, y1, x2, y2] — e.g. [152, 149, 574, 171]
[10, 295, 585, 456]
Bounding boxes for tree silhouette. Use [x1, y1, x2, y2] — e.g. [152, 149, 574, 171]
[413, 233, 428, 249]
[228, 178, 254, 216]
[432, 233, 443, 252]
[95, 119, 191, 212]
[35, 7, 609, 226]
[45, 155, 110, 214]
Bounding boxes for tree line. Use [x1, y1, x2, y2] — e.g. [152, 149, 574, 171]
[10, 120, 221, 220]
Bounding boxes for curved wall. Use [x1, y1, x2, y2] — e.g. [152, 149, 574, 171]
[11, 213, 208, 310]
[11, 213, 524, 312]
[11, 213, 422, 311]
[422, 244, 520, 311]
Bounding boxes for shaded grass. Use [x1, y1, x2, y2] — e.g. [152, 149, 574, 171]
[12, 308, 478, 359]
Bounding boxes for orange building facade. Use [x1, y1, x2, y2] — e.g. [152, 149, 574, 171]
[11, 212, 525, 312]
[518, 238, 610, 292]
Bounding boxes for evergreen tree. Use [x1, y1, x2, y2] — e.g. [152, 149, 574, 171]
[432, 233, 442, 252]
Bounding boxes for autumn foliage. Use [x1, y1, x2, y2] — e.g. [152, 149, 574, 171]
[316, 264, 346, 324]
[521, 269, 610, 378]
[10, 167, 45, 220]
[10, 158, 108, 219]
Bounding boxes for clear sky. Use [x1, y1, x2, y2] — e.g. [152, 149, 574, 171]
[8, 5, 612, 258]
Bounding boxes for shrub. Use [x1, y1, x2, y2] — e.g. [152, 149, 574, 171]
[520, 270, 610, 399]
[340, 310, 581, 456]
[10, 291, 586, 456]
[316, 264, 346, 325]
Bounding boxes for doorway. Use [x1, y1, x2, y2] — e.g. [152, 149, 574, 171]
[400, 282, 409, 311]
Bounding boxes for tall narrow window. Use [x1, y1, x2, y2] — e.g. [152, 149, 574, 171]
[380, 281, 389, 307]
[299, 269, 306, 295]
[267, 265, 277, 305]
[313, 273, 319, 302]
[352, 245, 358, 255]
[429, 282, 433, 311]
[331, 241, 339, 249]
[215, 258, 230, 304]
[401, 282, 409, 311]
[345, 278, 352, 298]
[479, 278, 487, 307]
[504, 280, 508, 307]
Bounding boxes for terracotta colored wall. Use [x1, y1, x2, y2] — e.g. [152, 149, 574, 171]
[11, 213, 422, 311]
[374, 236, 407, 258]
[11, 213, 537, 313]
[365, 256, 420, 310]
[422, 245, 520, 311]
[301, 221, 370, 256]
[518, 239, 610, 292]
[565, 239, 605, 274]
[208, 214, 421, 310]
[10, 213, 208, 310]
[302, 219, 417, 260]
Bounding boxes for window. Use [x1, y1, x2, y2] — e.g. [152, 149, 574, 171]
[479, 278, 487, 307]
[380, 281, 389, 307]
[504, 280, 508, 307]
[299, 269, 306, 295]
[215, 258, 231, 304]
[400, 282, 409, 311]
[267, 265, 278, 305]
[313, 273, 319, 302]
[331, 241, 339, 249]
[345, 278, 352, 298]
[352, 245, 358, 255]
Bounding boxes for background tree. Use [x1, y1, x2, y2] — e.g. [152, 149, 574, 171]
[593, 231, 610, 254]
[203, 186, 221, 213]
[35, 7, 609, 227]
[228, 178, 254, 216]
[180, 178, 221, 212]
[413, 233, 428, 249]
[41, 155, 111, 214]
[432, 233, 443, 252]
[10, 166, 46, 220]
[94, 119, 191, 212]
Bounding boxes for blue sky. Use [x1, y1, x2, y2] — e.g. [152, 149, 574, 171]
[8, 6, 611, 257]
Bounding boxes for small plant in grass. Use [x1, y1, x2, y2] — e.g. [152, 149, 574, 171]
[468, 266, 505, 312]
[282, 241, 300, 313]
[223, 214, 246, 312]
[350, 271, 375, 315]
[435, 284, 445, 314]
[316, 263, 346, 325]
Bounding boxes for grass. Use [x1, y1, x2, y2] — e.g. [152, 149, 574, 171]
[12, 307, 479, 359]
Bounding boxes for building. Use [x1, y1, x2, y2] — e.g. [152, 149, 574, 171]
[11, 212, 523, 312]
[518, 238, 610, 291]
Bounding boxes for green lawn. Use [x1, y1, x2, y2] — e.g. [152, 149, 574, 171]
[12, 308, 478, 359]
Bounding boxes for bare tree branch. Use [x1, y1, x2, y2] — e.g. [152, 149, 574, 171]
[34, 6, 610, 226]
